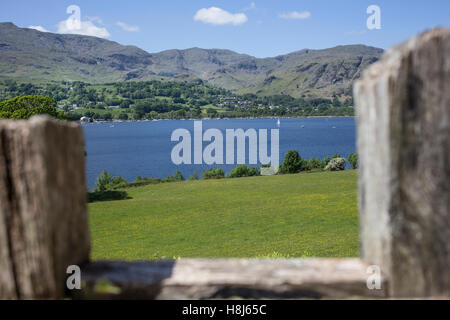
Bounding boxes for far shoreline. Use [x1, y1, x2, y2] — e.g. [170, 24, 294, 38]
[80, 115, 355, 124]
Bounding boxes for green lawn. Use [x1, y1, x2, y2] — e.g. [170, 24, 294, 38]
[89, 170, 359, 260]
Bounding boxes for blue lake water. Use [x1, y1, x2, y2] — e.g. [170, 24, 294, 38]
[82, 117, 356, 189]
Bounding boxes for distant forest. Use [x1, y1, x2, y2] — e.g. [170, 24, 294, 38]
[0, 80, 355, 120]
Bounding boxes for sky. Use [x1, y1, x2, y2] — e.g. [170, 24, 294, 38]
[0, 0, 449, 58]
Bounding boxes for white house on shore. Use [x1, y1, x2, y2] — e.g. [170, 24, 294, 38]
[80, 116, 92, 123]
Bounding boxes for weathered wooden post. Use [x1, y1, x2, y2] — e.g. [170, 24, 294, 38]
[0, 116, 90, 299]
[354, 28, 450, 297]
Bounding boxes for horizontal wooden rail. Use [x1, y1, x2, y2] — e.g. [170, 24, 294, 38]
[74, 258, 388, 300]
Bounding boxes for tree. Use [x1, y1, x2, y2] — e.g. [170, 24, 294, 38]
[0, 96, 60, 119]
[133, 109, 145, 120]
[95, 170, 112, 192]
[118, 112, 129, 120]
[206, 108, 218, 117]
[120, 100, 132, 108]
[279, 150, 305, 174]
[332, 97, 342, 107]
[348, 152, 358, 169]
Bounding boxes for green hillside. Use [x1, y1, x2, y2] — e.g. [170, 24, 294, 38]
[0, 22, 383, 99]
[89, 170, 359, 260]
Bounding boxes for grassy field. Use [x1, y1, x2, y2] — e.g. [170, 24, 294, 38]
[89, 170, 359, 260]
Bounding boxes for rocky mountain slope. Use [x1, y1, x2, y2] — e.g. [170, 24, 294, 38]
[0, 22, 383, 98]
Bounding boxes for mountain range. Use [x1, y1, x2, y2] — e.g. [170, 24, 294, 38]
[0, 22, 384, 99]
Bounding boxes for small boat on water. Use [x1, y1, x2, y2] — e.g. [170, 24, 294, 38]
[277, 119, 281, 127]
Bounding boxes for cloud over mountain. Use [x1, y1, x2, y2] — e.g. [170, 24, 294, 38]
[194, 7, 248, 26]
[28, 25, 49, 32]
[57, 18, 110, 38]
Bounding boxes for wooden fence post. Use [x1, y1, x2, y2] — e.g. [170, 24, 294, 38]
[354, 28, 450, 297]
[0, 116, 90, 299]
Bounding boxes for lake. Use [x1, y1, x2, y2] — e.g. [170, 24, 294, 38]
[82, 117, 356, 189]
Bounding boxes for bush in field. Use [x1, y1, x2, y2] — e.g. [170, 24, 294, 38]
[348, 152, 358, 169]
[325, 157, 346, 171]
[227, 165, 259, 178]
[95, 170, 112, 191]
[320, 156, 331, 169]
[110, 176, 127, 186]
[0, 96, 60, 119]
[202, 168, 225, 180]
[279, 150, 306, 174]
[168, 170, 185, 182]
[88, 190, 129, 203]
[95, 170, 128, 191]
[332, 153, 342, 159]
[306, 158, 321, 170]
[189, 171, 199, 180]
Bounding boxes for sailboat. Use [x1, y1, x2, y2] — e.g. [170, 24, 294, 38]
[277, 118, 281, 127]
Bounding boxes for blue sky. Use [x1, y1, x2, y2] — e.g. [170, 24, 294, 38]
[1, 1, 449, 57]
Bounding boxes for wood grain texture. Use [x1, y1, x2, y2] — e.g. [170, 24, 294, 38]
[354, 28, 450, 297]
[75, 258, 388, 300]
[0, 116, 90, 299]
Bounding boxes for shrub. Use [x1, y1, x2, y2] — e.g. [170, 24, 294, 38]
[95, 170, 128, 191]
[110, 176, 128, 186]
[202, 168, 225, 180]
[348, 152, 358, 169]
[112, 178, 163, 189]
[227, 165, 259, 178]
[110, 171, 186, 189]
[320, 156, 331, 169]
[88, 190, 129, 203]
[325, 157, 346, 171]
[279, 150, 305, 174]
[95, 170, 112, 191]
[168, 170, 185, 182]
[306, 158, 321, 170]
[189, 171, 199, 180]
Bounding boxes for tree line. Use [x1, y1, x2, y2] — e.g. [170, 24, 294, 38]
[0, 80, 355, 120]
[89, 151, 358, 202]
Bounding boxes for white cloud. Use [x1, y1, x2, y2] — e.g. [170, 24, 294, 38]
[28, 25, 49, 32]
[279, 11, 311, 20]
[86, 16, 104, 25]
[116, 21, 140, 32]
[57, 18, 110, 38]
[194, 7, 248, 26]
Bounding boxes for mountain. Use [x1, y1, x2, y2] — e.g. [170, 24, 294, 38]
[0, 22, 383, 98]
